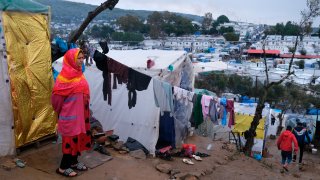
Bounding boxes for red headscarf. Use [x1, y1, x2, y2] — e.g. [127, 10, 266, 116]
[53, 48, 90, 96]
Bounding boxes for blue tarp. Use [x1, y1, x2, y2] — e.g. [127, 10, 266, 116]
[208, 48, 215, 53]
[307, 108, 320, 115]
[240, 96, 257, 103]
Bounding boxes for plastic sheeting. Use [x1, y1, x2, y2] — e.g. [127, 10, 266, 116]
[233, 114, 265, 139]
[0, 12, 15, 155]
[3, 11, 56, 147]
[233, 114, 266, 154]
[0, 0, 49, 13]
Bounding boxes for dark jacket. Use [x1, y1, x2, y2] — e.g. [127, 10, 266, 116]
[293, 126, 311, 145]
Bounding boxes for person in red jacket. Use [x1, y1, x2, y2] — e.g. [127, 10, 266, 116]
[277, 125, 298, 172]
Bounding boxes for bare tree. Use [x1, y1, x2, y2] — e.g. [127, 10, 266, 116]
[68, 0, 119, 43]
[243, 0, 320, 155]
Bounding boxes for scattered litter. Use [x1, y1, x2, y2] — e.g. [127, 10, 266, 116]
[13, 158, 26, 168]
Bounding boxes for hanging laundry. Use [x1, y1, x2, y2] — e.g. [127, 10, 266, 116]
[201, 94, 213, 118]
[108, 58, 128, 89]
[127, 68, 151, 109]
[153, 78, 174, 114]
[208, 99, 219, 124]
[173, 99, 193, 147]
[93, 50, 129, 105]
[220, 98, 227, 127]
[226, 99, 235, 128]
[173, 86, 193, 105]
[193, 93, 203, 129]
[93, 50, 111, 104]
[156, 112, 176, 149]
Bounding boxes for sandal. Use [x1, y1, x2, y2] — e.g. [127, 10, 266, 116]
[71, 162, 88, 171]
[182, 158, 194, 165]
[195, 152, 210, 157]
[192, 155, 202, 161]
[56, 168, 77, 177]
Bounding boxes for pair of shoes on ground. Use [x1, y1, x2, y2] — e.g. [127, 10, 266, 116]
[56, 162, 88, 177]
[56, 168, 77, 177]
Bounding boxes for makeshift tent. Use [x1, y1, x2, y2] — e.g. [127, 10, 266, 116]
[232, 103, 269, 154]
[193, 61, 228, 73]
[266, 109, 281, 137]
[53, 49, 194, 154]
[0, 0, 56, 156]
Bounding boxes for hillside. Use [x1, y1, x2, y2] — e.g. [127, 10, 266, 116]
[36, 0, 203, 23]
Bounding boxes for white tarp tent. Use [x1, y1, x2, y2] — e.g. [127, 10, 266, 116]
[233, 102, 270, 154]
[53, 49, 193, 154]
[193, 61, 228, 74]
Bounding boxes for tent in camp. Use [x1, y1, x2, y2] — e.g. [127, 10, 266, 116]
[232, 103, 270, 154]
[53, 49, 194, 154]
[0, 0, 56, 156]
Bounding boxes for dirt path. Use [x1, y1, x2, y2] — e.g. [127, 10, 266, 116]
[0, 134, 319, 180]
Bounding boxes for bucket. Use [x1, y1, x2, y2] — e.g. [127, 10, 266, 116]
[312, 148, 317, 154]
[182, 144, 196, 153]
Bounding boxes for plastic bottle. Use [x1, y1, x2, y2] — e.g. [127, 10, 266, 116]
[207, 144, 212, 150]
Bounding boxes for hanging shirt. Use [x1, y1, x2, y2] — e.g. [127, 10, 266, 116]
[153, 78, 174, 115]
[209, 99, 219, 124]
[127, 68, 151, 109]
[93, 50, 129, 105]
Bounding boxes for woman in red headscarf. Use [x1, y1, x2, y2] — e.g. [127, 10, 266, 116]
[52, 48, 91, 177]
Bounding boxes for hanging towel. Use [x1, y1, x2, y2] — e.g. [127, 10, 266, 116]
[201, 95, 213, 118]
[226, 99, 235, 128]
[153, 78, 174, 115]
[127, 68, 151, 109]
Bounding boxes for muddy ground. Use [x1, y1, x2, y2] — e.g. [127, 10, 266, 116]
[0, 134, 320, 180]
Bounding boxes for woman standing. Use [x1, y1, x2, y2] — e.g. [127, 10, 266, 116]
[52, 48, 91, 177]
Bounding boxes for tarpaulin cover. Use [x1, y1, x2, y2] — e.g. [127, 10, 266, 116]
[3, 11, 56, 147]
[233, 114, 265, 139]
[0, 11, 15, 155]
[0, 0, 49, 13]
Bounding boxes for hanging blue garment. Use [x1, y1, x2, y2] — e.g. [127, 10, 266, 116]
[220, 98, 227, 126]
[156, 112, 176, 149]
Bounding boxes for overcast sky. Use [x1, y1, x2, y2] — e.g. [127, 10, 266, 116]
[67, 0, 320, 26]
